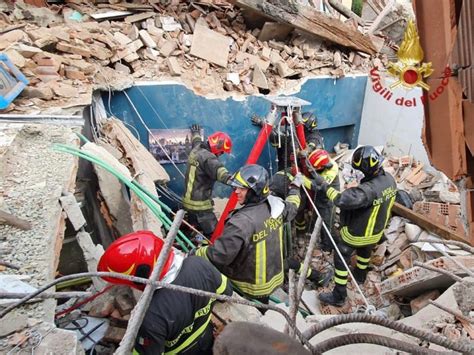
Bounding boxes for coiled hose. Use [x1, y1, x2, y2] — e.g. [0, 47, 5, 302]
[302, 313, 473, 353]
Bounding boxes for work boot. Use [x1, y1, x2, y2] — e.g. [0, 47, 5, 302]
[319, 285, 347, 307]
[308, 269, 333, 288]
[352, 267, 367, 285]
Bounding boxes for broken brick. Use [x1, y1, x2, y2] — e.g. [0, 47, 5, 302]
[166, 57, 182, 76]
[410, 289, 440, 314]
[56, 42, 91, 58]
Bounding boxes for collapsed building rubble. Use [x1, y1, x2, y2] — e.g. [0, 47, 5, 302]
[0, 0, 409, 115]
[0, 0, 473, 354]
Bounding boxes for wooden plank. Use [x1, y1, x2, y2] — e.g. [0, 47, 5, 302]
[232, 0, 376, 54]
[392, 202, 469, 244]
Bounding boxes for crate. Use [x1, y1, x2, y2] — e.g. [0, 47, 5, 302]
[0, 53, 29, 110]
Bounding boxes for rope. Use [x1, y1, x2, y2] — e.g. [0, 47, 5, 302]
[122, 90, 185, 179]
[301, 313, 472, 353]
[285, 106, 373, 311]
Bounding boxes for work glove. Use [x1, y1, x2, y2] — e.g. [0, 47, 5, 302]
[250, 114, 263, 126]
[291, 172, 304, 188]
[190, 124, 201, 134]
[298, 148, 309, 158]
[311, 172, 326, 186]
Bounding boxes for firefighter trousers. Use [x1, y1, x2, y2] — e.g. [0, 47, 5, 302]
[334, 239, 374, 290]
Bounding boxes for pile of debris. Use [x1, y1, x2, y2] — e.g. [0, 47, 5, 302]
[0, 0, 402, 115]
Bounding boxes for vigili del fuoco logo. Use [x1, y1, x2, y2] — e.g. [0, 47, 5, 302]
[369, 20, 451, 108]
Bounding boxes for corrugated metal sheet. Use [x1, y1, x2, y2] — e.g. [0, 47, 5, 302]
[453, 0, 473, 103]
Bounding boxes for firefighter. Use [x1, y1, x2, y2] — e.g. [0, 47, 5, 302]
[300, 112, 324, 151]
[250, 111, 324, 171]
[98, 231, 232, 355]
[195, 164, 302, 302]
[312, 146, 397, 306]
[301, 149, 340, 252]
[183, 124, 232, 237]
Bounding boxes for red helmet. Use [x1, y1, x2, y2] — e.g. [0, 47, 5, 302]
[207, 132, 232, 155]
[308, 149, 331, 171]
[97, 231, 174, 291]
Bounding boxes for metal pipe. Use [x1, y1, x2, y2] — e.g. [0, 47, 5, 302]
[0, 292, 91, 299]
[115, 210, 184, 355]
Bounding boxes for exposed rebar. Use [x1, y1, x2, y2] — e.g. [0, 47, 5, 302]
[416, 238, 474, 254]
[285, 269, 296, 337]
[413, 261, 464, 283]
[0, 271, 314, 352]
[115, 210, 184, 355]
[302, 313, 473, 353]
[0, 292, 91, 299]
[312, 333, 451, 354]
[428, 300, 474, 324]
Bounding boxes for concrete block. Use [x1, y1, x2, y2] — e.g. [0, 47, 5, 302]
[212, 293, 261, 324]
[76, 231, 106, 290]
[56, 42, 91, 58]
[5, 49, 26, 68]
[113, 32, 132, 46]
[190, 25, 231, 67]
[139, 29, 157, 48]
[381, 256, 474, 296]
[410, 289, 440, 314]
[252, 64, 268, 89]
[235, 52, 270, 71]
[0, 313, 27, 337]
[59, 194, 86, 231]
[258, 22, 293, 42]
[159, 40, 177, 57]
[166, 57, 182, 76]
[276, 61, 294, 78]
[103, 326, 126, 344]
[114, 291, 135, 316]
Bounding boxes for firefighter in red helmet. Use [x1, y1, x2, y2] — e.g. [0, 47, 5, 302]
[183, 124, 233, 237]
[98, 231, 232, 354]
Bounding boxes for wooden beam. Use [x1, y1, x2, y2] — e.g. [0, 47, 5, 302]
[392, 202, 469, 244]
[232, 0, 377, 54]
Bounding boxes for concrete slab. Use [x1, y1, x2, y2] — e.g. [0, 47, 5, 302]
[190, 25, 231, 67]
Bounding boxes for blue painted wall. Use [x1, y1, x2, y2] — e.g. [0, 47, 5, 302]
[104, 76, 367, 200]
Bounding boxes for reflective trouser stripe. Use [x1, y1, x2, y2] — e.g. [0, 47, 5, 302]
[365, 205, 380, 237]
[356, 255, 370, 270]
[183, 164, 213, 211]
[340, 227, 383, 247]
[255, 241, 267, 285]
[334, 276, 348, 285]
[184, 165, 196, 203]
[295, 220, 306, 231]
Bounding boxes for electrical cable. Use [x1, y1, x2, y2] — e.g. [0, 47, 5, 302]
[286, 105, 373, 312]
[53, 144, 195, 251]
[122, 90, 185, 179]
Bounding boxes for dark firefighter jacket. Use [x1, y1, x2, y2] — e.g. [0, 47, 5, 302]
[196, 188, 301, 298]
[325, 170, 397, 247]
[136, 256, 232, 355]
[182, 133, 230, 212]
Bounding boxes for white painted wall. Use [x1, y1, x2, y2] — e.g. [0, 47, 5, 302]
[358, 74, 432, 167]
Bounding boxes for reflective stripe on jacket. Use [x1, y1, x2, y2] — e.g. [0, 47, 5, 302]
[182, 134, 229, 212]
[325, 170, 397, 246]
[196, 188, 300, 298]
